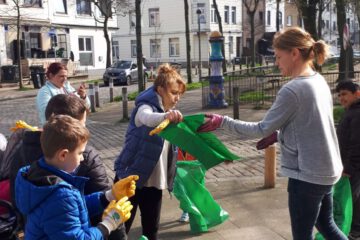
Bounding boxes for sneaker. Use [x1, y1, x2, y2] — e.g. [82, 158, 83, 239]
[178, 212, 189, 223]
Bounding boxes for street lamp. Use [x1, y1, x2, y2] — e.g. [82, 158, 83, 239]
[196, 9, 202, 82]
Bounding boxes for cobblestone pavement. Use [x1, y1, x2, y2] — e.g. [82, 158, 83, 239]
[0, 85, 281, 183]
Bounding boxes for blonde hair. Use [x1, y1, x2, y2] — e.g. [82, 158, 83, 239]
[154, 63, 186, 94]
[273, 27, 329, 65]
[41, 115, 89, 159]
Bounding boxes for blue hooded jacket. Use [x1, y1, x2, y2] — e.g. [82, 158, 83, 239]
[15, 158, 105, 240]
[114, 86, 176, 189]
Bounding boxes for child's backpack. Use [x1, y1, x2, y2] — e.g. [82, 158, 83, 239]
[0, 129, 26, 181]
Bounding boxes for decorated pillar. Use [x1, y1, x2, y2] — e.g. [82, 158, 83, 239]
[208, 31, 228, 108]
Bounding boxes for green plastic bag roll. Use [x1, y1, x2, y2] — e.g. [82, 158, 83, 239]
[173, 160, 229, 233]
[315, 176, 353, 240]
[159, 114, 240, 169]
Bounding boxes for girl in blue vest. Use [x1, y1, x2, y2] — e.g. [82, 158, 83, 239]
[114, 63, 186, 240]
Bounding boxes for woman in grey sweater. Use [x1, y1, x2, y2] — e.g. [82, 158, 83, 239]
[198, 27, 346, 240]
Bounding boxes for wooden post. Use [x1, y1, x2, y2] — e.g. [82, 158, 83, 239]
[122, 87, 128, 120]
[264, 145, 276, 188]
[233, 86, 239, 119]
[109, 78, 114, 102]
[94, 82, 100, 108]
[88, 83, 96, 113]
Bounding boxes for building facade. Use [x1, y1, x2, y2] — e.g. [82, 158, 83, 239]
[112, 0, 243, 67]
[0, 0, 117, 71]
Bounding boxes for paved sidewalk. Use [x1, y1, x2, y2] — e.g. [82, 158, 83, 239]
[0, 83, 292, 239]
[86, 88, 291, 239]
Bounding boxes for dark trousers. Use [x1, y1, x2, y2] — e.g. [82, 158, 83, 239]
[287, 178, 347, 240]
[125, 186, 162, 240]
[350, 174, 360, 237]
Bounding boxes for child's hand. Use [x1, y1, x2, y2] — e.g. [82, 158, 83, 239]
[106, 175, 139, 201]
[100, 197, 133, 233]
[165, 110, 183, 123]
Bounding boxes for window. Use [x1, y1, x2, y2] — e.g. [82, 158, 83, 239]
[259, 11, 263, 22]
[211, 5, 217, 23]
[267, 11, 271, 25]
[321, 20, 325, 29]
[326, 20, 329, 29]
[150, 39, 161, 58]
[131, 40, 137, 57]
[129, 11, 136, 31]
[246, 38, 251, 48]
[287, 15, 292, 26]
[169, 38, 180, 57]
[278, 12, 282, 27]
[197, 3, 206, 24]
[112, 40, 119, 60]
[231, 7, 236, 24]
[30, 33, 40, 49]
[78, 37, 93, 66]
[333, 21, 337, 31]
[224, 6, 229, 24]
[57, 34, 67, 58]
[24, 0, 41, 7]
[326, 4, 330, 11]
[149, 8, 160, 27]
[55, 0, 67, 14]
[77, 0, 91, 15]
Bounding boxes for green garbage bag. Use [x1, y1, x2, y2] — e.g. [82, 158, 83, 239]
[173, 160, 229, 233]
[158, 114, 240, 169]
[315, 176, 353, 240]
[138, 236, 148, 240]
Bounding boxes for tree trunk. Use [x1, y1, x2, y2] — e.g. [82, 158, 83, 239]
[276, 0, 280, 32]
[250, 12, 256, 68]
[298, 0, 319, 40]
[317, 0, 323, 38]
[336, 0, 354, 81]
[184, 0, 192, 83]
[135, 0, 144, 92]
[103, 17, 111, 68]
[212, 0, 226, 73]
[16, 5, 23, 89]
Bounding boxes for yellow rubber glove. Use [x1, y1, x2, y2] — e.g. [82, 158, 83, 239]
[105, 175, 139, 201]
[100, 197, 133, 234]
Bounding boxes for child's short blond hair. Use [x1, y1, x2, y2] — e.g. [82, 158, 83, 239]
[41, 115, 90, 159]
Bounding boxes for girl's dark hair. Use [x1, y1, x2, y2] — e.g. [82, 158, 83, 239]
[46, 62, 67, 79]
[45, 94, 88, 121]
[273, 27, 329, 65]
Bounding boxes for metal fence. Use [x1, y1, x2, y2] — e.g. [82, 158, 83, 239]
[201, 69, 360, 108]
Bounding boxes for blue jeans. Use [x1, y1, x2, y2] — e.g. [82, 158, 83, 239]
[287, 178, 347, 240]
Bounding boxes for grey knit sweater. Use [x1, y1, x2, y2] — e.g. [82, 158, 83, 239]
[222, 73, 343, 185]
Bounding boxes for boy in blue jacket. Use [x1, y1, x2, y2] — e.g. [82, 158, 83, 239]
[15, 115, 134, 239]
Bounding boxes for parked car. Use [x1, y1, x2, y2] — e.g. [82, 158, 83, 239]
[103, 60, 148, 86]
[145, 62, 182, 80]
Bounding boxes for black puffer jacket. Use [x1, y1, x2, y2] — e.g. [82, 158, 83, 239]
[336, 100, 360, 176]
[9, 130, 110, 225]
